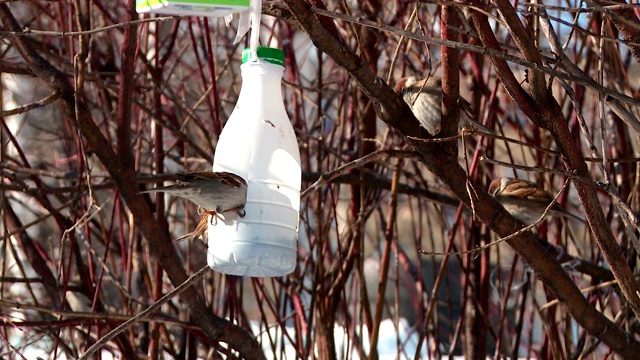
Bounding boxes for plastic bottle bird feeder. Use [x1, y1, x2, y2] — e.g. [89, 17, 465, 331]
[208, 47, 301, 277]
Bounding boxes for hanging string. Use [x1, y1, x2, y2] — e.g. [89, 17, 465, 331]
[249, 0, 261, 53]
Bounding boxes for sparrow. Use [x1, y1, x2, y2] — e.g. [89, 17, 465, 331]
[394, 76, 491, 135]
[142, 171, 248, 218]
[488, 177, 583, 224]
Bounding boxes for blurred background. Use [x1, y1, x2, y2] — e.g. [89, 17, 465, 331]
[0, 0, 638, 358]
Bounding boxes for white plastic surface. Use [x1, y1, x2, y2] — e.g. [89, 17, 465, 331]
[136, 0, 249, 17]
[208, 58, 301, 277]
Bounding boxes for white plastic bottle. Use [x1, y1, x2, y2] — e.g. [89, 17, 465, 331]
[208, 47, 301, 277]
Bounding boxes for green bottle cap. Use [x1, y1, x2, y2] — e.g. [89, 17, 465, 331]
[242, 47, 285, 66]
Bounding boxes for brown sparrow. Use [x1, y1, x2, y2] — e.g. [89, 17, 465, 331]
[142, 171, 248, 217]
[394, 76, 491, 135]
[488, 177, 583, 224]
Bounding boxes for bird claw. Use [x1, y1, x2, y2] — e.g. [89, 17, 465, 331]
[176, 215, 209, 242]
[199, 210, 218, 225]
[203, 209, 245, 226]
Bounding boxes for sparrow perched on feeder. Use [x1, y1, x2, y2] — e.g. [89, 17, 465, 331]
[142, 171, 248, 222]
[488, 177, 583, 224]
[394, 76, 491, 135]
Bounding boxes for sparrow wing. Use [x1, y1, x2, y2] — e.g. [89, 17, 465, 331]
[502, 179, 554, 203]
[140, 173, 199, 193]
[178, 171, 246, 188]
[140, 181, 190, 193]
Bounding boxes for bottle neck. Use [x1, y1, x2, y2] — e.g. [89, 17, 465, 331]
[240, 61, 284, 92]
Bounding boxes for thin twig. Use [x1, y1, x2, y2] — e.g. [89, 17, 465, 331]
[0, 91, 61, 116]
[479, 155, 571, 176]
[303, 5, 640, 106]
[539, 277, 635, 311]
[79, 265, 210, 359]
[300, 149, 418, 199]
[420, 177, 573, 256]
[0, 16, 181, 37]
[0, 299, 199, 329]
